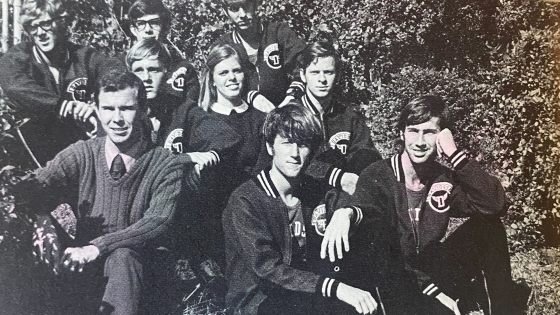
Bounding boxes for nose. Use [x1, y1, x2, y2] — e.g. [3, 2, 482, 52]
[228, 71, 237, 81]
[112, 108, 124, 123]
[318, 71, 327, 82]
[289, 143, 299, 156]
[238, 7, 247, 17]
[414, 132, 427, 147]
[138, 70, 151, 82]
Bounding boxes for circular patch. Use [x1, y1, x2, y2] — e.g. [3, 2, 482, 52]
[264, 43, 283, 70]
[427, 182, 453, 213]
[66, 77, 91, 102]
[166, 67, 188, 92]
[328, 132, 351, 155]
[164, 128, 185, 154]
[311, 204, 327, 236]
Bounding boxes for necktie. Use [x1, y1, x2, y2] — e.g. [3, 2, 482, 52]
[110, 154, 126, 180]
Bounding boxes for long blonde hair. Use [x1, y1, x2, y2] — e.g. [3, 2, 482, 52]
[199, 44, 248, 111]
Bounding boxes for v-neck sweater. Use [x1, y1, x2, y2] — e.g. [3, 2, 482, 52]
[34, 137, 185, 255]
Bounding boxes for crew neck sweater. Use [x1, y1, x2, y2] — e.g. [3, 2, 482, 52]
[32, 137, 186, 255]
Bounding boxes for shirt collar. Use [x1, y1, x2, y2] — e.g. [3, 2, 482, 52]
[210, 101, 249, 115]
[104, 136, 150, 172]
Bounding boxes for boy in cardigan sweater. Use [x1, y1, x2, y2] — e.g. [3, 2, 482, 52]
[321, 95, 521, 314]
[15, 70, 188, 315]
[223, 105, 378, 315]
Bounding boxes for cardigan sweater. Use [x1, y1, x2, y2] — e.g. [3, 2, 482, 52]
[28, 137, 185, 256]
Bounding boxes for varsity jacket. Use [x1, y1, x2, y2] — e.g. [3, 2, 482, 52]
[296, 94, 382, 189]
[0, 42, 123, 165]
[347, 151, 506, 300]
[223, 169, 360, 314]
[212, 21, 307, 106]
[148, 93, 241, 162]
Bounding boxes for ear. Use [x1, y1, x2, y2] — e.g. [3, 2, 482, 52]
[399, 131, 404, 140]
[130, 25, 139, 39]
[299, 68, 307, 84]
[266, 142, 273, 156]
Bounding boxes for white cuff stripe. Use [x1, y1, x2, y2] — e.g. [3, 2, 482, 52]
[422, 283, 435, 294]
[322, 278, 333, 297]
[290, 81, 305, 89]
[59, 100, 70, 117]
[426, 286, 439, 296]
[354, 207, 363, 225]
[326, 278, 334, 297]
[209, 150, 220, 163]
[329, 168, 342, 186]
[451, 151, 467, 168]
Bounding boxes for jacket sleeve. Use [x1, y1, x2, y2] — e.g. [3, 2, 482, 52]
[90, 158, 185, 255]
[447, 150, 507, 217]
[345, 114, 382, 174]
[228, 194, 340, 298]
[277, 23, 307, 97]
[163, 60, 200, 103]
[0, 44, 62, 117]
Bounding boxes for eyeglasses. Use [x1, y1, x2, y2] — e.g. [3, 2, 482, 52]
[133, 18, 162, 31]
[25, 18, 61, 35]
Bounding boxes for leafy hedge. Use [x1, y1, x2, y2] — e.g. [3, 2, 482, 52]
[0, 0, 558, 253]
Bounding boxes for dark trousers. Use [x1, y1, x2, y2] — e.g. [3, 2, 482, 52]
[257, 289, 357, 315]
[411, 215, 514, 315]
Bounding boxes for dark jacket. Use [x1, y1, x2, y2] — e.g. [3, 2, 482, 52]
[223, 169, 385, 314]
[212, 21, 306, 106]
[0, 42, 123, 165]
[347, 151, 507, 300]
[295, 94, 382, 189]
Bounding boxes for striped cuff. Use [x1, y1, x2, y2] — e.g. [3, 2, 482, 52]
[448, 150, 468, 170]
[247, 90, 261, 105]
[287, 81, 305, 97]
[209, 150, 220, 164]
[59, 100, 72, 118]
[318, 277, 340, 298]
[327, 167, 345, 188]
[350, 206, 363, 225]
[422, 283, 442, 298]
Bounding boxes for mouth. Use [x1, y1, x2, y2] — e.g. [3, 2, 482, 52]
[111, 127, 128, 135]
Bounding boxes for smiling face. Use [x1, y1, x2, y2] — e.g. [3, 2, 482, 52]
[223, 0, 256, 31]
[130, 13, 162, 41]
[130, 57, 166, 99]
[213, 56, 244, 104]
[402, 117, 441, 165]
[301, 56, 337, 101]
[98, 87, 145, 150]
[28, 13, 63, 53]
[267, 135, 312, 180]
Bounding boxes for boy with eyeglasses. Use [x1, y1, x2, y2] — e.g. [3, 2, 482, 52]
[0, 0, 123, 166]
[128, 0, 200, 103]
[212, 0, 307, 112]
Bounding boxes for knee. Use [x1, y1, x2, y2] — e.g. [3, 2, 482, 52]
[104, 248, 143, 275]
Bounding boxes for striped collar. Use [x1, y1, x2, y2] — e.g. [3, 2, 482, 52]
[301, 92, 334, 116]
[33, 45, 69, 66]
[231, 22, 264, 44]
[254, 169, 280, 199]
[390, 154, 406, 183]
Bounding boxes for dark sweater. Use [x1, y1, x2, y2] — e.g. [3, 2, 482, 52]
[26, 137, 185, 256]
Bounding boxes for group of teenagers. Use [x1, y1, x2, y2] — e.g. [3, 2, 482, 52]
[0, 0, 529, 314]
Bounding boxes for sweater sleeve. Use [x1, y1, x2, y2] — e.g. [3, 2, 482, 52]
[90, 158, 184, 255]
[447, 151, 507, 217]
[228, 194, 340, 298]
[0, 44, 62, 117]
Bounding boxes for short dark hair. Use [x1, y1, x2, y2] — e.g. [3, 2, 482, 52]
[220, 0, 260, 9]
[397, 95, 450, 131]
[126, 38, 172, 70]
[263, 103, 323, 152]
[128, 0, 172, 33]
[21, 0, 69, 29]
[300, 38, 339, 72]
[95, 70, 147, 110]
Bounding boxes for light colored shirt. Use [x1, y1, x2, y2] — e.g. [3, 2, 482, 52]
[104, 137, 149, 172]
[210, 101, 249, 115]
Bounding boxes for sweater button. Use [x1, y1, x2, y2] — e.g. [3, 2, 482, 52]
[334, 266, 340, 272]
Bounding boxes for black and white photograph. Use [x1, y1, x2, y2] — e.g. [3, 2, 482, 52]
[0, 0, 557, 314]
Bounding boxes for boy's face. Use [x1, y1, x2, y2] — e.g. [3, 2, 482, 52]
[130, 57, 166, 100]
[267, 135, 312, 180]
[130, 14, 163, 41]
[300, 56, 337, 101]
[27, 13, 65, 53]
[401, 117, 441, 165]
[223, 0, 257, 31]
[98, 87, 146, 150]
